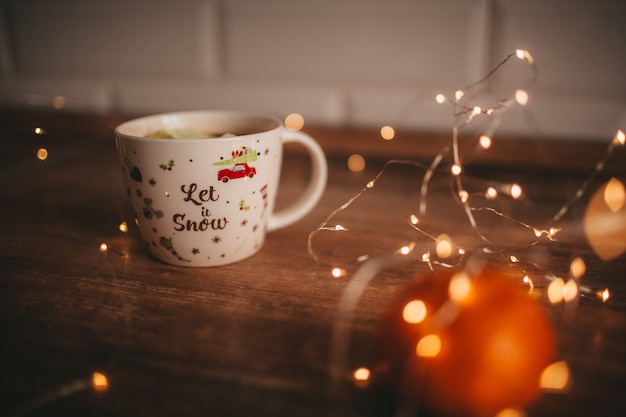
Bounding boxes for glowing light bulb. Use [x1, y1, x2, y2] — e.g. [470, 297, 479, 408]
[34, 127, 44, 135]
[455, 90, 464, 101]
[570, 257, 586, 279]
[416, 334, 441, 358]
[331, 267, 345, 278]
[435, 93, 446, 104]
[99, 243, 108, 252]
[562, 279, 579, 302]
[515, 89, 529, 105]
[347, 154, 366, 172]
[284, 113, 304, 131]
[366, 180, 375, 188]
[597, 288, 610, 302]
[409, 214, 419, 225]
[523, 275, 534, 289]
[459, 190, 469, 203]
[472, 106, 482, 115]
[36, 148, 48, 160]
[435, 234, 454, 258]
[353, 367, 370, 382]
[516, 49, 526, 59]
[449, 272, 471, 302]
[479, 135, 492, 149]
[119, 222, 128, 233]
[486, 187, 498, 199]
[614, 129, 625, 145]
[510, 183, 522, 199]
[403, 300, 427, 324]
[92, 372, 109, 391]
[540, 361, 571, 392]
[451, 164, 462, 175]
[333, 224, 347, 231]
[399, 244, 414, 255]
[547, 278, 565, 303]
[380, 125, 395, 140]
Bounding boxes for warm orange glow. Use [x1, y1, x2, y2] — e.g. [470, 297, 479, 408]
[449, 272, 471, 302]
[614, 129, 625, 145]
[399, 244, 413, 255]
[37, 148, 48, 160]
[486, 187, 498, 199]
[604, 177, 625, 213]
[515, 89, 529, 105]
[459, 190, 469, 203]
[331, 267, 345, 278]
[562, 279, 578, 302]
[377, 268, 555, 417]
[435, 234, 453, 258]
[584, 178, 626, 260]
[540, 361, 571, 392]
[451, 164, 462, 176]
[380, 125, 395, 140]
[91, 372, 109, 391]
[547, 278, 565, 303]
[99, 243, 108, 252]
[284, 113, 304, 131]
[403, 300, 427, 324]
[353, 367, 371, 381]
[118, 222, 128, 233]
[347, 154, 366, 172]
[479, 135, 492, 149]
[598, 288, 610, 302]
[510, 183, 522, 199]
[416, 334, 441, 357]
[409, 214, 419, 225]
[570, 257, 586, 279]
[34, 127, 44, 135]
[495, 408, 527, 417]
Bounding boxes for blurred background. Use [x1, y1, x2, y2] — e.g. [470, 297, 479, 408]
[0, 0, 624, 141]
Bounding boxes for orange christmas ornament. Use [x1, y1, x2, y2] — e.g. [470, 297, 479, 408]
[376, 266, 556, 417]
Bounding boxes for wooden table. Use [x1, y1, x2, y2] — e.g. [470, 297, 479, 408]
[1, 110, 625, 417]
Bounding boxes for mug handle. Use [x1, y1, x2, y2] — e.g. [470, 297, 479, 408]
[266, 129, 328, 232]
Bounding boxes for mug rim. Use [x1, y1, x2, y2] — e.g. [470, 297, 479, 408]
[115, 109, 283, 142]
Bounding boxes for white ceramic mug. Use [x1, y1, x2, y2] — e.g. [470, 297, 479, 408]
[114, 110, 327, 267]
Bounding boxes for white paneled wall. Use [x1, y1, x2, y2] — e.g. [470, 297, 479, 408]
[0, 0, 624, 140]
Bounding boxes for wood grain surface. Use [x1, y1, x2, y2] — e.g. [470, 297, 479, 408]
[1, 111, 625, 417]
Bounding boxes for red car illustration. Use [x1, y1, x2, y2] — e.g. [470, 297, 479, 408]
[217, 163, 256, 182]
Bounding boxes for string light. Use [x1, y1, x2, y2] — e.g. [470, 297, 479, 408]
[34, 127, 44, 135]
[309, 49, 620, 415]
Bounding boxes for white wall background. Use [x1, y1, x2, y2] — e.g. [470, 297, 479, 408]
[0, 0, 624, 140]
